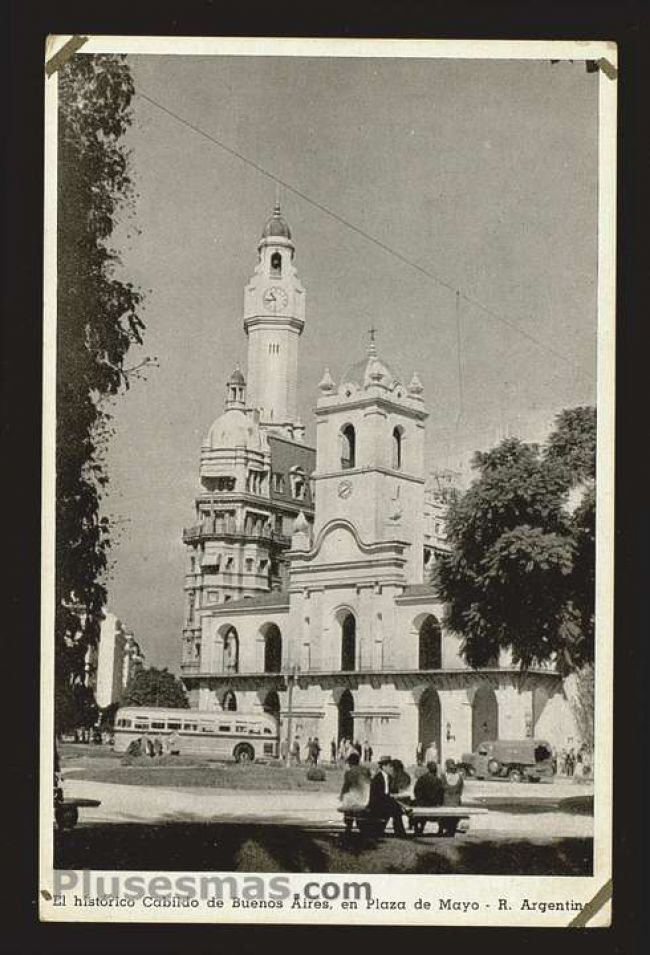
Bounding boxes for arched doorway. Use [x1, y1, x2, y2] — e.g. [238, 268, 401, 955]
[262, 689, 280, 720]
[472, 684, 498, 749]
[338, 688, 354, 743]
[263, 624, 282, 673]
[418, 615, 442, 669]
[341, 614, 357, 671]
[222, 627, 239, 673]
[418, 687, 441, 760]
[223, 690, 237, 712]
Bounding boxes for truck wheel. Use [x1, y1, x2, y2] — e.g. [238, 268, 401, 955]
[487, 759, 501, 776]
[234, 743, 255, 763]
[508, 768, 524, 783]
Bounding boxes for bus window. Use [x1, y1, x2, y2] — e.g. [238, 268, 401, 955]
[183, 722, 198, 732]
[218, 724, 231, 733]
[117, 718, 132, 728]
[151, 721, 165, 730]
[200, 723, 215, 734]
[167, 721, 182, 730]
[134, 722, 148, 731]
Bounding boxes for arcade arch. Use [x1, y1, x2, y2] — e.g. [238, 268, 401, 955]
[471, 684, 498, 749]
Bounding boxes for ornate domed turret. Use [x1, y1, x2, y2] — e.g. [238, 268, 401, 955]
[225, 364, 246, 409]
[341, 331, 401, 392]
[261, 202, 292, 241]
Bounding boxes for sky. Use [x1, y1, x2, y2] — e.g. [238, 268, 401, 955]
[95, 53, 598, 670]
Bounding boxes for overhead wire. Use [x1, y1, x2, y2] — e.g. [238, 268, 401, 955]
[136, 89, 595, 385]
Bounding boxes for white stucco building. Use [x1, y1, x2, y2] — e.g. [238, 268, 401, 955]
[180, 204, 578, 763]
[89, 613, 145, 709]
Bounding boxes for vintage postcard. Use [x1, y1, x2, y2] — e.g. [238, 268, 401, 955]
[40, 36, 616, 926]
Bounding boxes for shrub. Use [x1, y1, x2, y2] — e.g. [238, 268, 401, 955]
[306, 767, 326, 782]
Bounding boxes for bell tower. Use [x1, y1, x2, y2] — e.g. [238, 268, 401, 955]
[243, 202, 306, 437]
[312, 335, 428, 583]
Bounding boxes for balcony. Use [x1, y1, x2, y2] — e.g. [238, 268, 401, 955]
[183, 520, 290, 547]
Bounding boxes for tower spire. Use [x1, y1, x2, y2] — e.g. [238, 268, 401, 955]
[367, 325, 377, 357]
[274, 182, 281, 216]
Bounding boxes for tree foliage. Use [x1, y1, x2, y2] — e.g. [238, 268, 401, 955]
[122, 668, 189, 709]
[435, 407, 596, 675]
[56, 54, 145, 700]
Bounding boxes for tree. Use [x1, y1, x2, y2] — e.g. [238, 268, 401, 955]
[55, 54, 146, 714]
[435, 407, 596, 675]
[122, 668, 189, 709]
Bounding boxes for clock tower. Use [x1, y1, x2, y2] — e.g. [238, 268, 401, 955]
[243, 203, 306, 437]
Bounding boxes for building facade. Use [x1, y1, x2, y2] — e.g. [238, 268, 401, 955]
[180, 206, 577, 763]
[87, 612, 146, 709]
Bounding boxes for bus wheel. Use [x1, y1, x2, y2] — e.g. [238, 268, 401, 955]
[234, 744, 255, 764]
[508, 767, 524, 783]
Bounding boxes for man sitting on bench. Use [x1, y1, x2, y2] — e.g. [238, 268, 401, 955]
[411, 761, 444, 835]
[368, 756, 408, 837]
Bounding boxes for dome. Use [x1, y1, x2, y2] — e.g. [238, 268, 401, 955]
[341, 354, 400, 391]
[228, 366, 245, 386]
[261, 203, 292, 241]
[206, 408, 267, 451]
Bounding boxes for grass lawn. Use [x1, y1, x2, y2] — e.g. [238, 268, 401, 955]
[64, 758, 347, 792]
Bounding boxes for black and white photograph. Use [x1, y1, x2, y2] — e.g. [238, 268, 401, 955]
[41, 36, 616, 927]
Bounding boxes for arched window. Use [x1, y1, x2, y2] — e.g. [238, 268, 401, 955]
[223, 690, 237, 712]
[341, 614, 357, 671]
[222, 628, 239, 674]
[418, 616, 442, 670]
[270, 251, 282, 276]
[341, 425, 356, 469]
[263, 624, 283, 673]
[392, 426, 403, 470]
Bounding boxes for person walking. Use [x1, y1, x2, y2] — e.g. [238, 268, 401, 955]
[412, 761, 445, 835]
[291, 735, 301, 765]
[306, 736, 314, 765]
[330, 738, 337, 764]
[416, 741, 425, 766]
[280, 736, 289, 763]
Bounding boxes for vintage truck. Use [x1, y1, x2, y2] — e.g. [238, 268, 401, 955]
[457, 739, 556, 783]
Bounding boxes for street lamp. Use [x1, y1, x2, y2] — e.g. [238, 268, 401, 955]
[284, 664, 300, 767]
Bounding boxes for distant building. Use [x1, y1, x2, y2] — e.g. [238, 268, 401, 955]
[88, 613, 145, 709]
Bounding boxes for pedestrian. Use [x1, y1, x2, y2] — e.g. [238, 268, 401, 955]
[367, 743, 374, 763]
[416, 741, 425, 766]
[425, 740, 438, 766]
[153, 737, 163, 757]
[280, 737, 289, 763]
[330, 738, 337, 763]
[292, 735, 301, 765]
[311, 737, 321, 765]
[306, 736, 314, 765]
[362, 739, 370, 762]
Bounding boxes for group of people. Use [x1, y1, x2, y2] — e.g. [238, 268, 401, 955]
[280, 735, 322, 765]
[558, 745, 591, 779]
[126, 732, 181, 758]
[332, 738, 374, 764]
[339, 751, 465, 838]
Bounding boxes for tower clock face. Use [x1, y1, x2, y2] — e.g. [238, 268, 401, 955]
[262, 287, 288, 312]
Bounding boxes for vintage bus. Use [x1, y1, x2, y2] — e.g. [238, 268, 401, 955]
[113, 707, 279, 762]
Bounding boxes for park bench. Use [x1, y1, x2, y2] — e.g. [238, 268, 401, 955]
[55, 797, 101, 831]
[338, 803, 487, 838]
